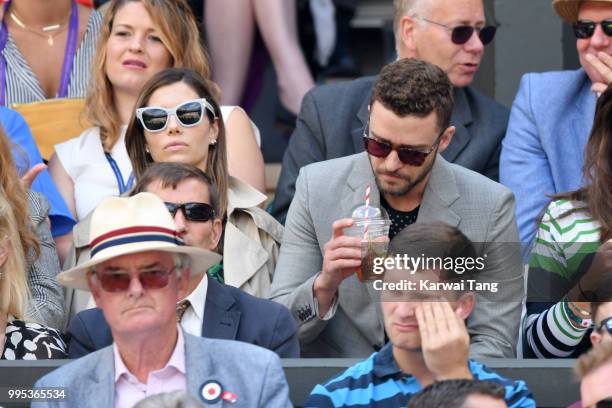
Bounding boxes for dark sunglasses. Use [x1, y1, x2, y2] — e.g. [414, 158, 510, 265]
[416, 17, 497, 45]
[362, 121, 442, 166]
[93, 267, 176, 292]
[573, 19, 612, 39]
[164, 202, 215, 222]
[598, 316, 612, 335]
[136, 98, 217, 132]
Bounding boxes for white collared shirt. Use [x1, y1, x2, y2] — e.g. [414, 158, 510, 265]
[179, 273, 208, 336]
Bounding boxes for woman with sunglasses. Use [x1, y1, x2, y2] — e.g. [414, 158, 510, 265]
[523, 85, 612, 359]
[121, 67, 281, 298]
[500, 0, 612, 251]
[47, 0, 265, 232]
[589, 278, 612, 346]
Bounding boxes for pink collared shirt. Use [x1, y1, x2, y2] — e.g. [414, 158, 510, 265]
[113, 327, 187, 408]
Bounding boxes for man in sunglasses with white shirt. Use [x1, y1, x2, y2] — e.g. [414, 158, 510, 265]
[272, 0, 508, 225]
[270, 58, 524, 359]
[501, 0, 612, 253]
[67, 163, 299, 359]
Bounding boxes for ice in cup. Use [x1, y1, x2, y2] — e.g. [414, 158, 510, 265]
[345, 205, 391, 281]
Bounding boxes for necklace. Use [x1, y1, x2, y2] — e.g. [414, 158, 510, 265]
[9, 8, 70, 46]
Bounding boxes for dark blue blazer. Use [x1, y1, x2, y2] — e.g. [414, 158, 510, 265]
[67, 277, 299, 358]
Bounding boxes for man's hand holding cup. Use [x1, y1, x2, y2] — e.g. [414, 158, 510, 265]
[314, 218, 363, 317]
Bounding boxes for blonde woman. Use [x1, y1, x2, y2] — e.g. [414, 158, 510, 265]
[48, 0, 265, 231]
[0, 197, 67, 359]
[0, 127, 64, 330]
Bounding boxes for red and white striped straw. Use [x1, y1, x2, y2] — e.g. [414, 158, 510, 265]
[363, 184, 371, 240]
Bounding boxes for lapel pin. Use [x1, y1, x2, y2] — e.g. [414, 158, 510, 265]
[200, 380, 238, 404]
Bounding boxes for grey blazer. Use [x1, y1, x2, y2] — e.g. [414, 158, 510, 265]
[271, 76, 510, 223]
[269, 152, 524, 359]
[32, 332, 292, 408]
[27, 191, 64, 329]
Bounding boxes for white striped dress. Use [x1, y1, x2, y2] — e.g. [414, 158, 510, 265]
[524, 199, 601, 358]
[1, 10, 102, 106]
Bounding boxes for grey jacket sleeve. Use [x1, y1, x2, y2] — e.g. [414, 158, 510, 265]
[257, 352, 293, 408]
[271, 90, 326, 225]
[27, 191, 64, 329]
[269, 168, 339, 346]
[468, 189, 524, 359]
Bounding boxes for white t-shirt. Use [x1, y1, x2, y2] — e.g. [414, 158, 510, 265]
[55, 105, 259, 220]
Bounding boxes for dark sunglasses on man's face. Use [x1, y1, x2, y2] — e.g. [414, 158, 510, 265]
[573, 19, 612, 39]
[416, 17, 497, 45]
[94, 267, 176, 292]
[164, 202, 215, 222]
[362, 121, 442, 166]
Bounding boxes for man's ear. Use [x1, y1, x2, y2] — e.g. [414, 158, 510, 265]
[437, 126, 456, 153]
[87, 272, 103, 308]
[210, 219, 223, 251]
[176, 267, 191, 300]
[398, 15, 419, 56]
[591, 330, 602, 345]
[455, 292, 475, 320]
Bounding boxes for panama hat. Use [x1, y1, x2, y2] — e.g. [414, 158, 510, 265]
[552, 0, 612, 23]
[57, 192, 221, 291]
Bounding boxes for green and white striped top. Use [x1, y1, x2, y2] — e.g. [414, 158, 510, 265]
[525, 199, 601, 358]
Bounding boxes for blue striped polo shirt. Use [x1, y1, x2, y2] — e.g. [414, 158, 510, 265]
[305, 343, 536, 408]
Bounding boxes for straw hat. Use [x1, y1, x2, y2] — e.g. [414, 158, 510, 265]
[552, 0, 612, 23]
[57, 193, 221, 291]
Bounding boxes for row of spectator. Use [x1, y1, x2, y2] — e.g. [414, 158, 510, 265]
[1, 0, 612, 406]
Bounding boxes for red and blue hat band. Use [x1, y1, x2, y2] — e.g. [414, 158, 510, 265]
[90, 226, 184, 258]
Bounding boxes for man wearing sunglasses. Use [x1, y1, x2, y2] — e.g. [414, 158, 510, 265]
[501, 0, 612, 255]
[66, 163, 299, 359]
[590, 286, 612, 347]
[32, 193, 291, 408]
[270, 58, 524, 359]
[271, 0, 508, 225]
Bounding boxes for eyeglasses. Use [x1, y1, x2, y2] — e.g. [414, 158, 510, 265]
[93, 267, 178, 292]
[598, 316, 612, 335]
[573, 19, 612, 39]
[415, 16, 497, 45]
[164, 202, 215, 222]
[362, 121, 443, 166]
[136, 98, 217, 132]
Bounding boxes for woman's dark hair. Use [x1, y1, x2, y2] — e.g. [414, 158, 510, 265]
[125, 68, 229, 218]
[552, 85, 612, 242]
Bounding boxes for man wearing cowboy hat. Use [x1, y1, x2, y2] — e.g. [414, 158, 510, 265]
[501, 0, 612, 251]
[32, 193, 291, 408]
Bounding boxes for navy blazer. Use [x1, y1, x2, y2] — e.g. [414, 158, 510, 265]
[67, 277, 299, 358]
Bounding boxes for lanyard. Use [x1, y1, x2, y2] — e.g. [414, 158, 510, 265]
[0, 0, 79, 106]
[105, 152, 134, 195]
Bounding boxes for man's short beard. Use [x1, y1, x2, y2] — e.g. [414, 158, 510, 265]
[374, 154, 437, 197]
